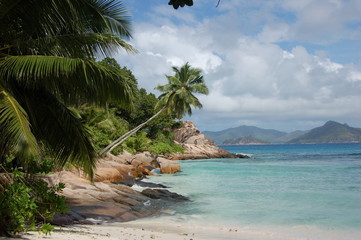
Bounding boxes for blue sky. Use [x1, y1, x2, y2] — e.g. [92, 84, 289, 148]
[115, 0, 361, 132]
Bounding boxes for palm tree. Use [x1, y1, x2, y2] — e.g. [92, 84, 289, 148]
[100, 62, 209, 155]
[0, 0, 136, 178]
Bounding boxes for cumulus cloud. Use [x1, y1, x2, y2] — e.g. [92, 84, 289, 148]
[117, 22, 223, 90]
[213, 0, 361, 44]
[286, 0, 361, 43]
[116, 0, 361, 131]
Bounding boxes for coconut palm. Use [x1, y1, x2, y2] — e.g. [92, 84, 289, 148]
[100, 62, 209, 155]
[0, 0, 136, 178]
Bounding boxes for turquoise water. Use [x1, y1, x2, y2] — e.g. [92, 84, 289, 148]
[148, 143, 361, 231]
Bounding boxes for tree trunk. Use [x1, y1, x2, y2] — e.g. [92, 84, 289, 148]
[99, 107, 167, 156]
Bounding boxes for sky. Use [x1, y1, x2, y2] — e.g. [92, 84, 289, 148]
[114, 0, 361, 132]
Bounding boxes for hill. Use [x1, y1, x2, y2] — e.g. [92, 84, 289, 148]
[203, 125, 286, 145]
[274, 130, 308, 143]
[223, 136, 269, 145]
[288, 121, 361, 144]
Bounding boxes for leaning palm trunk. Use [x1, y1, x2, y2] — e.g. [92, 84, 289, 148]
[99, 107, 167, 156]
[100, 63, 209, 156]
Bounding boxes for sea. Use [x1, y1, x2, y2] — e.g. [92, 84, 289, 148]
[145, 143, 361, 239]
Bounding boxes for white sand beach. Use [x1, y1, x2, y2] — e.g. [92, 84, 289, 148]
[8, 217, 361, 240]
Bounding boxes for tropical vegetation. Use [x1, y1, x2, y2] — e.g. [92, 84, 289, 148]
[79, 58, 186, 156]
[101, 62, 209, 155]
[0, 0, 209, 236]
[0, 0, 135, 235]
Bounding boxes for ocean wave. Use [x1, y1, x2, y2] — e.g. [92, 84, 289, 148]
[348, 153, 361, 156]
[236, 152, 253, 157]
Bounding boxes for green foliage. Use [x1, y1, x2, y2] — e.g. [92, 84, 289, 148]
[149, 130, 184, 155]
[18, 156, 55, 175]
[0, 0, 135, 179]
[31, 180, 68, 222]
[149, 141, 184, 155]
[123, 131, 151, 153]
[78, 61, 183, 156]
[155, 62, 209, 119]
[0, 171, 37, 234]
[39, 223, 55, 235]
[100, 63, 208, 155]
[114, 88, 159, 128]
[1, 147, 55, 175]
[0, 169, 67, 235]
[78, 105, 129, 151]
[120, 130, 184, 155]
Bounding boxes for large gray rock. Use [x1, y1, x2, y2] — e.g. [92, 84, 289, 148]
[156, 157, 181, 174]
[46, 171, 185, 223]
[169, 121, 249, 160]
[43, 120, 247, 225]
[173, 121, 214, 145]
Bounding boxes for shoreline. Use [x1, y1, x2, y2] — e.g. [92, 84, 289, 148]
[9, 123, 361, 240]
[9, 156, 361, 240]
[14, 216, 361, 240]
[45, 120, 248, 226]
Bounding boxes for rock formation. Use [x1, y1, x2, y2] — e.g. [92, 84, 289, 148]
[93, 152, 180, 182]
[49, 121, 247, 225]
[169, 121, 249, 160]
[47, 170, 188, 225]
[47, 152, 183, 225]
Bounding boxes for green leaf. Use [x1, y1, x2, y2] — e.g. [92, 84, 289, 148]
[0, 88, 39, 159]
[155, 63, 208, 118]
[10, 85, 97, 178]
[0, 55, 136, 107]
[10, 33, 136, 58]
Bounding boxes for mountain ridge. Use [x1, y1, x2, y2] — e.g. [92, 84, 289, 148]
[223, 136, 269, 145]
[288, 121, 361, 144]
[203, 121, 361, 145]
[203, 125, 286, 145]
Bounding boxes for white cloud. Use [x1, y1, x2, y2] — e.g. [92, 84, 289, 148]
[257, 23, 290, 43]
[210, 0, 361, 44]
[270, 0, 361, 43]
[116, 1, 361, 131]
[348, 71, 361, 82]
[117, 22, 223, 90]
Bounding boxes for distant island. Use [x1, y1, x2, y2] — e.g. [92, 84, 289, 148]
[223, 136, 269, 145]
[204, 121, 361, 145]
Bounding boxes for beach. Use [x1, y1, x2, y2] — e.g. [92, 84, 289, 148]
[3, 142, 361, 240]
[11, 216, 361, 240]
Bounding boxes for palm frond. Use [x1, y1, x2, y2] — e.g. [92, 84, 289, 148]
[189, 83, 209, 94]
[0, 0, 21, 20]
[79, 0, 132, 38]
[0, 0, 132, 49]
[10, 33, 136, 58]
[187, 93, 203, 108]
[0, 55, 136, 106]
[188, 74, 204, 85]
[0, 87, 39, 159]
[155, 63, 208, 119]
[10, 85, 97, 178]
[0, 0, 134, 178]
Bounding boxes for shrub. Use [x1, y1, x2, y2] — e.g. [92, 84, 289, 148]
[149, 141, 184, 155]
[123, 131, 151, 153]
[0, 169, 68, 236]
